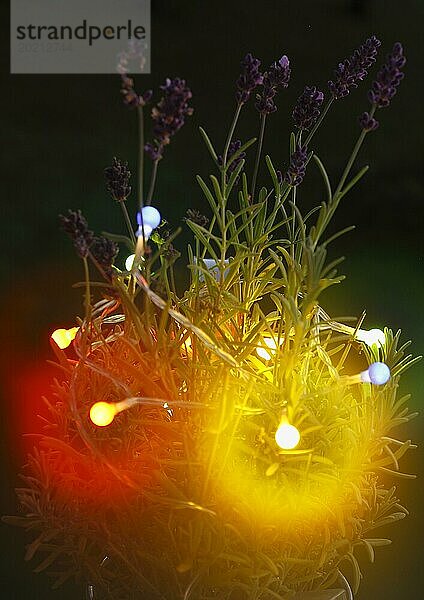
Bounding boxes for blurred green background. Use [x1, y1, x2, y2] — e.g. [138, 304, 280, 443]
[1, 0, 423, 598]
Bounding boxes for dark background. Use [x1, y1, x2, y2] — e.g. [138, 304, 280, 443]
[1, 0, 423, 598]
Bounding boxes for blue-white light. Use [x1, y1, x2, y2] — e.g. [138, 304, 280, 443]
[138, 206, 161, 230]
[361, 361, 391, 385]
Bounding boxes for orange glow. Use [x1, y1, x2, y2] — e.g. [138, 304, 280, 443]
[90, 402, 117, 427]
[51, 327, 79, 349]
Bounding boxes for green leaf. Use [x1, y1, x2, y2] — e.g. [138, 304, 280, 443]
[101, 231, 134, 251]
[199, 126, 218, 163]
[313, 154, 332, 202]
[290, 131, 296, 155]
[226, 159, 245, 197]
[265, 154, 280, 196]
[196, 175, 221, 223]
[339, 165, 369, 199]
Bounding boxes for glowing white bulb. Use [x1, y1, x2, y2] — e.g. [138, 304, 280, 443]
[256, 337, 282, 361]
[138, 206, 161, 230]
[136, 223, 153, 239]
[356, 328, 385, 348]
[125, 254, 136, 271]
[275, 423, 300, 450]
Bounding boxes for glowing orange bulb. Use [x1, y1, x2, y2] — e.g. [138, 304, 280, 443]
[51, 327, 79, 349]
[275, 423, 300, 450]
[90, 402, 117, 427]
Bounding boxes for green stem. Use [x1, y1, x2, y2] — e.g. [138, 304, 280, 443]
[119, 200, 136, 243]
[333, 107, 375, 198]
[146, 158, 160, 206]
[137, 105, 145, 209]
[221, 102, 243, 193]
[218, 102, 243, 282]
[250, 112, 267, 202]
[82, 256, 92, 357]
[290, 186, 297, 260]
[304, 97, 334, 147]
[82, 256, 91, 320]
[312, 105, 375, 248]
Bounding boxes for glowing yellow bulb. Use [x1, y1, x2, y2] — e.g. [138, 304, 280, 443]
[275, 423, 300, 450]
[51, 327, 79, 349]
[356, 328, 385, 348]
[256, 337, 279, 361]
[125, 253, 136, 270]
[90, 402, 117, 427]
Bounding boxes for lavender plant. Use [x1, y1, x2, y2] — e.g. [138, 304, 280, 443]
[4, 36, 419, 600]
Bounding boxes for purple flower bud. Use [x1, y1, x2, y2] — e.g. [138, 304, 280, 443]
[104, 157, 131, 201]
[120, 75, 152, 109]
[267, 55, 291, 88]
[328, 35, 381, 100]
[144, 142, 163, 161]
[90, 236, 119, 280]
[359, 111, 379, 131]
[276, 170, 283, 185]
[145, 77, 193, 160]
[217, 140, 246, 174]
[255, 55, 291, 115]
[185, 209, 210, 228]
[284, 145, 308, 187]
[236, 53, 263, 104]
[368, 42, 406, 108]
[292, 86, 324, 130]
[59, 209, 94, 259]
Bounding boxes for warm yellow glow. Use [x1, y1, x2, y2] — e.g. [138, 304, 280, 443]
[125, 253, 136, 270]
[51, 327, 79, 349]
[90, 402, 117, 427]
[256, 337, 280, 361]
[275, 423, 300, 450]
[356, 328, 385, 348]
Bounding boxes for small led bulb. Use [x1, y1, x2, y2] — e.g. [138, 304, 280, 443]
[138, 206, 161, 230]
[136, 223, 153, 239]
[256, 337, 278, 361]
[357, 328, 386, 348]
[125, 254, 136, 271]
[275, 423, 300, 450]
[361, 361, 391, 385]
[51, 327, 79, 349]
[90, 402, 117, 427]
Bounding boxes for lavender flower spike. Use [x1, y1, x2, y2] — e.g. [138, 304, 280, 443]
[368, 42, 406, 108]
[284, 145, 308, 187]
[59, 209, 94, 259]
[104, 157, 132, 202]
[255, 55, 291, 115]
[145, 77, 193, 161]
[217, 139, 246, 177]
[90, 236, 119, 281]
[359, 112, 379, 132]
[328, 35, 381, 100]
[120, 75, 152, 109]
[236, 53, 263, 104]
[292, 86, 324, 130]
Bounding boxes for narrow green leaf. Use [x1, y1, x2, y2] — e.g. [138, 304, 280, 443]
[199, 126, 218, 162]
[313, 154, 332, 202]
[339, 165, 369, 199]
